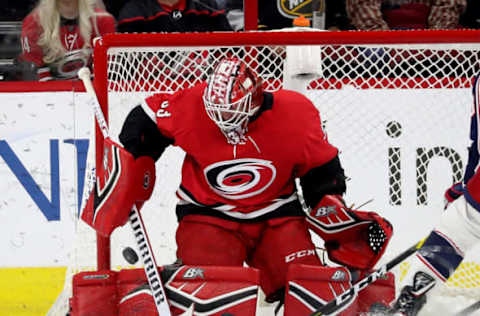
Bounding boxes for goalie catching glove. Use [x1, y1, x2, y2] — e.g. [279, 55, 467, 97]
[306, 195, 393, 270]
[81, 138, 156, 237]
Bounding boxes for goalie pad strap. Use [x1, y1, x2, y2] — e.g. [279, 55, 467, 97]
[306, 195, 393, 270]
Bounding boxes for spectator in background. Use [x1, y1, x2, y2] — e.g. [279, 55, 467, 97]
[18, 0, 116, 81]
[219, 0, 351, 31]
[95, 0, 128, 20]
[346, 0, 467, 30]
[460, 0, 480, 29]
[216, 0, 243, 31]
[260, 0, 351, 30]
[0, 0, 35, 81]
[117, 0, 233, 33]
[0, 0, 36, 21]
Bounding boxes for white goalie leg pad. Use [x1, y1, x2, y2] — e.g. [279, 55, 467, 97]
[436, 195, 480, 253]
[395, 195, 480, 300]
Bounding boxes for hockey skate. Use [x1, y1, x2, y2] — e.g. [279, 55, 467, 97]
[388, 271, 436, 316]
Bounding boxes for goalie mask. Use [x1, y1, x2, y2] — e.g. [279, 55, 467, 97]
[203, 58, 264, 144]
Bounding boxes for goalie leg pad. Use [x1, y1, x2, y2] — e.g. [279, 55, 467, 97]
[166, 265, 261, 315]
[284, 264, 358, 316]
[306, 195, 393, 270]
[117, 268, 162, 316]
[117, 266, 261, 316]
[71, 270, 118, 316]
[81, 138, 156, 236]
[356, 270, 395, 313]
[118, 283, 158, 316]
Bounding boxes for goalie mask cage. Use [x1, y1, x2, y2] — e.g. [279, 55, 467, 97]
[49, 30, 480, 315]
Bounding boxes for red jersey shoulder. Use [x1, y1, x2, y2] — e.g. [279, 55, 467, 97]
[271, 89, 322, 131]
[273, 89, 317, 113]
[144, 92, 173, 116]
[143, 83, 207, 139]
[21, 12, 39, 32]
[146, 83, 205, 117]
[169, 83, 206, 110]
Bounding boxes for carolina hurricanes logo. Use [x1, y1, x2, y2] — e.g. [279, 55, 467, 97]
[204, 159, 276, 199]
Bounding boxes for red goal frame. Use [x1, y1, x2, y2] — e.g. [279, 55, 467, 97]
[91, 29, 480, 271]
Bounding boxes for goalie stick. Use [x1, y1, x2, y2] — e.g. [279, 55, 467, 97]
[309, 240, 424, 316]
[78, 67, 171, 316]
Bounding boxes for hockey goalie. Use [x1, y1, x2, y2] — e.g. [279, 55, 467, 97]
[72, 57, 395, 316]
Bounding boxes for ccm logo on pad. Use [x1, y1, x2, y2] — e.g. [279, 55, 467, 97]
[285, 249, 316, 263]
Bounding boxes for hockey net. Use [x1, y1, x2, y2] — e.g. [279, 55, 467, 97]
[50, 30, 480, 315]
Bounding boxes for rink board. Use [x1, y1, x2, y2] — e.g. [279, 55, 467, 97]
[0, 86, 472, 314]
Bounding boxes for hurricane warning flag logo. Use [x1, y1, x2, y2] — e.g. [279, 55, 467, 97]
[204, 159, 276, 199]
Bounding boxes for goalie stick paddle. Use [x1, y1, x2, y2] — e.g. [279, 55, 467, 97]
[309, 240, 424, 316]
[78, 67, 172, 316]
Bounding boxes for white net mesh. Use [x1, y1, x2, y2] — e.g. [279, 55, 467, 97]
[50, 31, 480, 315]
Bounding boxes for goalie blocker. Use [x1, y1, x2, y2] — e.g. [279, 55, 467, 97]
[81, 138, 156, 236]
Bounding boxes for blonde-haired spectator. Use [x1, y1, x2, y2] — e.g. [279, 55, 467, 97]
[347, 0, 467, 30]
[18, 0, 115, 81]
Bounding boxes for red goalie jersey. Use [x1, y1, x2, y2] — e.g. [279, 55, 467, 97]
[117, 58, 393, 312]
[138, 83, 338, 221]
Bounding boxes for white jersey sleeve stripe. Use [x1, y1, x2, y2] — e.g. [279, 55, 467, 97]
[141, 99, 157, 123]
[176, 193, 298, 220]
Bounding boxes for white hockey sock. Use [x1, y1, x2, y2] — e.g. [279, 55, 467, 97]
[436, 195, 480, 253]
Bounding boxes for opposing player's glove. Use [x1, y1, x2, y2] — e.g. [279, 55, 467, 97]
[81, 138, 156, 236]
[444, 182, 464, 210]
[306, 195, 393, 270]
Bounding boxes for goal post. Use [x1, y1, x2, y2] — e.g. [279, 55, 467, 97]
[51, 29, 480, 315]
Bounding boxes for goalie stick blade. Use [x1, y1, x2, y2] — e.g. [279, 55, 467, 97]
[309, 241, 423, 316]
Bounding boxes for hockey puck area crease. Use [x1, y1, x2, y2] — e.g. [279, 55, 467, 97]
[122, 246, 139, 264]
